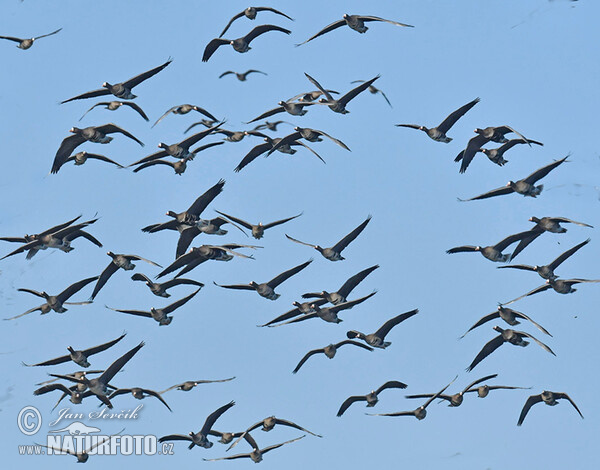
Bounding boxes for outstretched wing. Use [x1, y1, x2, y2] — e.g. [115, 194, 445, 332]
[57, 276, 99, 303]
[458, 185, 515, 202]
[122, 58, 172, 89]
[82, 332, 127, 357]
[267, 259, 312, 288]
[338, 75, 380, 107]
[296, 19, 346, 46]
[292, 348, 324, 374]
[548, 238, 590, 270]
[374, 309, 419, 340]
[522, 156, 569, 184]
[218, 11, 246, 37]
[337, 265, 379, 298]
[517, 394, 543, 425]
[332, 215, 371, 253]
[466, 335, 504, 372]
[358, 15, 414, 27]
[98, 341, 145, 384]
[51, 134, 87, 173]
[337, 396, 367, 416]
[94, 124, 144, 146]
[244, 24, 291, 44]
[436, 97, 480, 134]
[162, 288, 201, 314]
[202, 38, 230, 62]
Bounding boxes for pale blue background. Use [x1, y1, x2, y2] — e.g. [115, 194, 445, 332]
[1, 0, 598, 468]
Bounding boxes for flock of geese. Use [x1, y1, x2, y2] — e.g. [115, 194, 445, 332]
[3, 2, 593, 465]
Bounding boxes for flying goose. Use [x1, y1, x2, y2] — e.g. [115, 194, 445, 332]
[517, 391, 583, 426]
[206, 430, 246, 445]
[215, 210, 302, 239]
[132, 155, 196, 175]
[297, 14, 413, 45]
[214, 259, 312, 300]
[460, 305, 551, 339]
[34, 383, 90, 409]
[510, 217, 593, 260]
[498, 238, 590, 280]
[106, 288, 200, 326]
[52, 124, 144, 174]
[205, 435, 305, 463]
[158, 401, 235, 449]
[152, 104, 217, 128]
[0, 28, 62, 49]
[396, 97, 480, 142]
[5, 276, 98, 320]
[202, 25, 291, 62]
[302, 264, 379, 305]
[292, 340, 373, 374]
[247, 100, 315, 123]
[253, 120, 293, 131]
[161, 377, 236, 393]
[459, 156, 569, 200]
[156, 244, 259, 279]
[305, 72, 380, 114]
[184, 119, 219, 134]
[274, 291, 376, 325]
[61, 58, 172, 103]
[79, 101, 149, 121]
[0, 215, 82, 252]
[174, 217, 247, 259]
[466, 326, 555, 372]
[350, 79, 392, 107]
[504, 278, 600, 305]
[367, 377, 456, 420]
[258, 299, 328, 327]
[446, 230, 538, 263]
[23, 332, 127, 368]
[286, 215, 371, 261]
[130, 123, 222, 166]
[91, 252, 162, 300]
[219, 7, 294, 37]
[405, 374, 498, 407]
[266, 126, 351, 155]
[346, 309, 419, 348]
[477, 138, 543, 167]
[131, 273, 204, 298]
[50, 341, 145, 408]
[227, 417, 320, 452]
[36, 433, 122, 463]
[337, 381, 408, 416]
[465, 382, 531, 399]
[63, 151, 125, 169]
[219, 69, 267, 81]
[107, 387, 172, 411]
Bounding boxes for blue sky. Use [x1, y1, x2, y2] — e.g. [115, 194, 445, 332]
[1, 0, 598, 468]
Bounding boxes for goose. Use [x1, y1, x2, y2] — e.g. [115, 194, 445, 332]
[498, 238, 590, 280]
[50, 341, 145, 408]
[274, 291, 376, 325]
[107, 387, 171, 411]
[286, 215, 371, 261]
[475, 125, 530, 143]
[478, 138, 543, 167]
[202, 25, 291, 62]
[0, 28, 61, 49]
[206, 430, 246, 445]
[287, 89, 339, 102]
[214, 210, 302, 239]
[227, 418, 320, 452]
[219, 7, 293, 37]
[257, 299, 328, 327]
[106, 288, 200, 325]
[460, 305, 551, 338]
[504, 278, 600, 305]
[91, 252, 162, 300]
[466, 326, 555, 372]
[157, 244, 259, 279]
[350, 80, 392, 107]
[405, 374, 498, 407]
[34, 383, 89, 408]
[52, 124, 144, 174]
[396, 97, 480, 143]
[205, 435, 305, 463]
[174, 217, 247, 259]
[214, 259, 312, 300]
[23, 332, 127, 368]
[305, 72, 380, 114]
[160, 377, 235, 393]
[152, 104, 217, 128]
[131, 273, 204, 298]
[337, 381, 408, 416]
[517, 391, 583, 426]
[446, 230, 538, 263]
[61, 58, 172, 103]
[219, 69, 267, 81]
[63, 151, 125, 169]
[253, 120, 293, 131]
[367, 378, 456, 420]
[130, 123, 222, 166]
[297, 14, 413, 45]
[465, 383, 531, 399]
[79, 101, 149, 121]
[5, 276, 98, 320]
[266, 126, 351, 155]
[302, 264, 379, 305]
[234, 134, 324, 172]
[184, 119, 219, 134]
[36, 433, 122, 463]
[459, 156, 569, 200]
[346, 309, 419, 348]
[158, 401, 235, 449]
[247, 100, 315, 123]
[292, 340, 373, 374]
[132, 155, 195, 175]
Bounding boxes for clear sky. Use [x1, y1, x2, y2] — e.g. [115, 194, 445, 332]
[1, 0, 598, 468]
